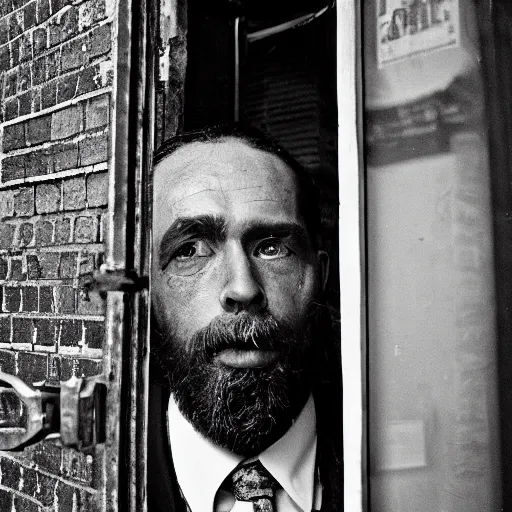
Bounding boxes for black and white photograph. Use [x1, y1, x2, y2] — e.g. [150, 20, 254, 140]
[0, 0, 510, 511]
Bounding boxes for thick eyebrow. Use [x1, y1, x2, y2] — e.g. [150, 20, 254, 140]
[159, 215, 226, 269]
[242, 222, 308, 244]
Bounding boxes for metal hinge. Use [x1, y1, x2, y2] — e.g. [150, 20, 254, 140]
[80, 265, 149, 298]
[0, 371, 106, 452]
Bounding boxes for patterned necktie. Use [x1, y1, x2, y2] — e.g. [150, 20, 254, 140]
[230, 460, 280, 511]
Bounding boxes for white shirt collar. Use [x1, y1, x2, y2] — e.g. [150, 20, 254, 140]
[168, 394, 317, 512]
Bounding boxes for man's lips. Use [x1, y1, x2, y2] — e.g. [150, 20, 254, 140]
[213, 349, 279, 368]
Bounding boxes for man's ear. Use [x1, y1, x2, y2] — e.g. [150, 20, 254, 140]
[317, 250, 330, 291]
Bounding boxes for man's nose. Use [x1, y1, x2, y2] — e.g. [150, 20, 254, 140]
[220, 246, 266, 313]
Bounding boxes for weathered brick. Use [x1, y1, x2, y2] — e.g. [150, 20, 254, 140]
[11, 38, 21, 69]
[0, 45, 9, 73]
[79, 135, 107, 166]
[17, 351, 47, 382]
[33, 26, 47, 55]
[61, 356, 101, 379]
[18, 62, 31, 92]
[60, 319, 81, 346]
[19, 465, 38, 497]
[85, 94, 109, 130]
[41, 81, 57, 109]
[0, 258, 7, 279]
[0, 190, 14, 219]
[61, 449, 94, 484]
[84, 320, 103, 348]
[55, 286, 75, 313]
[23, 286, 38, 311]
[37, 0, 51, 23]
[51, 104, 82, 140]
[0, 223, 15, 249]
[28, 440, 62, 474]
[78, 64, 101, 95]
[26, 115, 52, 146]
[78, 286, 104, 314]
[32, 88, 42, 112]
[2, 156, 24, 182]
[26, 254, 41, 278]
[25, 149, 50, 177]
[0, 19, 8, 46]
[8, 12, 23, 41]
[38, 252, 59, 279]
[19, 32, 32, 63]
[78, 0, 106, 31]
[57, 72, 78, 102]
[55, 217, 71, 243]
[32, 55, 46, 85]
[53, 143, 78, 172]
[61, 36, 86, 72]
[74, 216, 96, 243]
[52, 0, 66, 12]
[39, 286, 54, 312]
[24, 1, 37, 29]
[0, 347, 15, 372]
[3, 122, 25, 151]
[46, 48, 60, 79]
[59, 251, 77, 277]
[50, 6, 78, 46]
[35, 318, 58, 345]
[18, 90, 32, 115]
[4, 97, 18, 121]
[4, 286, 21, 312]
[19, 222, 34, 246]
[0, 1, 11, 16]
[79, 252, 95, 275]
[4, 70, 17, 97]
[34, 219, 53, 245]
[89, 22, 111, 58]
[13, 495, 40, 512]
[0, 458, 21, 489]
[36, 183, 60, 213]
[63, 176, 86, 210]
[86, 171, 108, 207]
[33, 473, 57, 507]
[10, 258, 25, 280]
[13, 187, 34, 217]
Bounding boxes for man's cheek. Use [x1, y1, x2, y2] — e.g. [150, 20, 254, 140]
[265, 274, 314, 320]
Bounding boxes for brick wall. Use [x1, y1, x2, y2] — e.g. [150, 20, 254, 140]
[0, 0, 114, 509]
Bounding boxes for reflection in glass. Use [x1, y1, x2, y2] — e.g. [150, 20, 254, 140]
[365, 0, 500, 510]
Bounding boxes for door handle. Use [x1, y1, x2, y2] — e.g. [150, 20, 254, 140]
[0, 371, 106, 452]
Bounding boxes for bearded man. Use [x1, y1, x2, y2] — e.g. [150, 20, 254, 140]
[147, 125, 343, 512]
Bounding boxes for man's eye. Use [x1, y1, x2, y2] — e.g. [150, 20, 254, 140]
[173, 241, 213, 261]
[254, 239, 291, 260]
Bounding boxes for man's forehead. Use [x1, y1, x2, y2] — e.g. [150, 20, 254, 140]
[153, 138, 300, 227]
[154, 138, 295, 187]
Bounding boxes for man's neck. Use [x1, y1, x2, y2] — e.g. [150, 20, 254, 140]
[167, 394, 318, 512]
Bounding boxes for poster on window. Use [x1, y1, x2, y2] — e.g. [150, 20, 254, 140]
[377, 0, 460, 68]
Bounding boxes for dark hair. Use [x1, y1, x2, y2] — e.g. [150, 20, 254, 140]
[153, 124, 322, 246]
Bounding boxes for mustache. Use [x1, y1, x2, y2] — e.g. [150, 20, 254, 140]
[190, 312, 296, 360]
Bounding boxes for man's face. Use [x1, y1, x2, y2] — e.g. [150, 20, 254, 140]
[152, 137, 326, 454]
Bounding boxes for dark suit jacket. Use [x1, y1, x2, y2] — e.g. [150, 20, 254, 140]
[147, 382, 344, 512]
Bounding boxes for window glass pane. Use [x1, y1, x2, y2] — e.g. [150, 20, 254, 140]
[365, 0, 501, 510]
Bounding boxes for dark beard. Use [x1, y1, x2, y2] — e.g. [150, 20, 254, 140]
[155, 312, 314, 456]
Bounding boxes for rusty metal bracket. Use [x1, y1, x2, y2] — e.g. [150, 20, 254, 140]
[0, 371, 106, 452]
[81, 266, 149, 297]
[60, 376, 106, 452]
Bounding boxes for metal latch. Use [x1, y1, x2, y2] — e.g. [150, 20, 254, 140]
[0, 371, 106, 452]
[80, 265, 149, 299]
